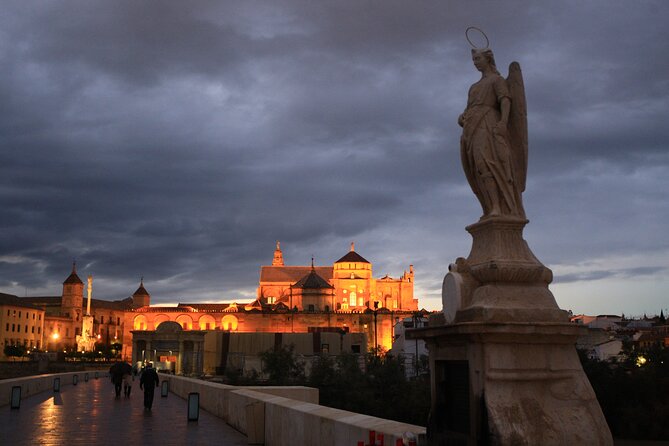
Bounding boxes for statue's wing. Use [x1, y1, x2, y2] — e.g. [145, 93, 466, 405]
[506, 62, 528, 192]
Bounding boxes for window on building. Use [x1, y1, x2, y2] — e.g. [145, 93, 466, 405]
[308, 304, 315, 312]
[37, 327, 41, 334]
[66, 328, 69, 337]
[32, 326, 34, 334]
[12, 324, 15, 332]
[32, 313, 35, 320]
[38, 314, 41, 321]
[6, 310, 9, 316]
[350, 292, 357, 306]
[358, 297, 363, 307]
[13, 310, 16, 316]
[18, 311, 21, 318]
[117, 317, 120, 325]
[351, 345, 361, 354]
[5, 323, 8, 331]
[25, 325, 28, 333]
[26, 312, 29, 319]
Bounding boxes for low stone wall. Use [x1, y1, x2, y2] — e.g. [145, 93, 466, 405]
[165, 375, 426, 446]
[0, 370, 102, 407]
[166, 375, 318, 421]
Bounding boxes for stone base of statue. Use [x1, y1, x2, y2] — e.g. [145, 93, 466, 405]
[450, 216, 569, 324]
[408, 216, 613, 445]
[76, 315, 96, 352]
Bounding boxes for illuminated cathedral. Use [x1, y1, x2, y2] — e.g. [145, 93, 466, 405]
[5, 243, 420, 373]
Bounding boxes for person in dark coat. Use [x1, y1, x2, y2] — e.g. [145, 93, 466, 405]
[139, 362, 160, 410]
[109, 362, 125, 398]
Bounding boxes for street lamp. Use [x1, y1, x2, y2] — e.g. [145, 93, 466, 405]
[373, 301, 379, 356]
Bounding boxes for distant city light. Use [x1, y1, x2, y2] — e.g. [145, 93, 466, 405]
[636, 356, 647, 367]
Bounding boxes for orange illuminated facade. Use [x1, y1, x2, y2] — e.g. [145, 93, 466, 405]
[257, 242, 418, 312]
[5, 243, 420, 362]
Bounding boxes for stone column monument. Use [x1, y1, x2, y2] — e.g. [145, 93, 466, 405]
[408, 30, 613, 445]
[76, 274, 97, 352]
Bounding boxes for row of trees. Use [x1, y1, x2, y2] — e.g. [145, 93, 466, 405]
[3, 343, 123, 361]
[227, 343, 669, 438]
[225, 345, 430, 426]
[580, 345, 669, 440]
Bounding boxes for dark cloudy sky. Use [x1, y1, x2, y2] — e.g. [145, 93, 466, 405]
[1, 1, 667, 316]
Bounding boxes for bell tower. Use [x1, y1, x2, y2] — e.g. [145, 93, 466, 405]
[61, 262, 84, 318]
[272, 241, 284, 266]
[132, 278, 151, 308]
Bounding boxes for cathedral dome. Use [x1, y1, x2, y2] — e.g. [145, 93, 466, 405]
[334, 242, 370, 264]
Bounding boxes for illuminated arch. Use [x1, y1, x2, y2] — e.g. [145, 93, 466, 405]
[221, 314, 238, 331]
[198, 314, 216, 330]
[153, 314, 170, 330]
[175, 314, 193, 330]
[133, 314, 148, 330]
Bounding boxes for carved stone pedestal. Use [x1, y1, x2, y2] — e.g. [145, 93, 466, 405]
[410, 322, 613, 445]
[445, 216, 568, 324]
[412, 215, 613, 445]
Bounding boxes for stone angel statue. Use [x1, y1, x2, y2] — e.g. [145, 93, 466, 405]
[458, 48, 528, 220]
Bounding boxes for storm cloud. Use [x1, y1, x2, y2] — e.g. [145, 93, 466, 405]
[1, 1, 668, 316]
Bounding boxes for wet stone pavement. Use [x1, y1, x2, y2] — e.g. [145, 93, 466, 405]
[1, 375, 248, 445]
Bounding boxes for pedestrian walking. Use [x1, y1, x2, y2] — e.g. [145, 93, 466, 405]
[109, 362, 124, 398]
[122, 370, 133, 397]
[139, 362, 160, 410]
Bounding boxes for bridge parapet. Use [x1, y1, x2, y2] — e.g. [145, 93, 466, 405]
[166, 374, 426, 445]
[1, 370, 99, 406]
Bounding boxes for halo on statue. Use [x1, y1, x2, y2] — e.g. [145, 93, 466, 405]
[465, 26, 489, 49]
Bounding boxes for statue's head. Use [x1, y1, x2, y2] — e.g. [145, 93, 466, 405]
[471, 48, 499, 74]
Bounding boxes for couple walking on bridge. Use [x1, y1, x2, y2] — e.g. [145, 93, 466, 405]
[110, 361, 159, 410]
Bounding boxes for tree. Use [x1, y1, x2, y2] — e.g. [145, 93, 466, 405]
[4, 345, 27, 360]
[259, 344, 304, 385]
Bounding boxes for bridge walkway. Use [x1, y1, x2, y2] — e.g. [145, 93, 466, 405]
[0, 374, 248, 445]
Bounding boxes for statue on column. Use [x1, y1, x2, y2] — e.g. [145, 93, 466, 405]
[76, 274, 97, 352]
[458, 32, 528, 220]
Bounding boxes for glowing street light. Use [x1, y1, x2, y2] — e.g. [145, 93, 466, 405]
[52, 333, 60, 340]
